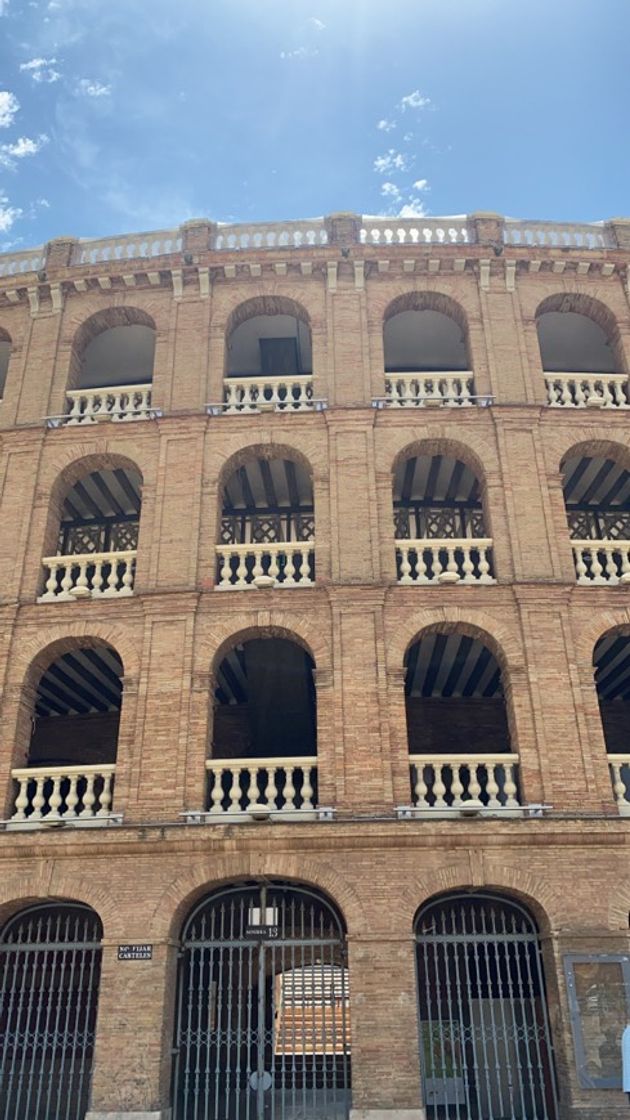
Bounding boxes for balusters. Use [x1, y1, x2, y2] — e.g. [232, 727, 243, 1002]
[395, 539, 495, 585]
[544, 374, 630, 409]
[10, 765, 116, 824]
[572, 541, 630, 584]
[409, 754, 521, 814]
[205, 758, 318, 816]
[64, 385, 153, 425]
[383, 371, 476, 407]
[222, 376, 314, 412]
[215, 542, 315, 589]
[38, 551, 137, 601]
[609, 758, 630, 814]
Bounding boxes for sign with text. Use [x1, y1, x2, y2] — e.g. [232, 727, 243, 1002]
[117, 944, 153, 961]
[244, 925, 279, 941]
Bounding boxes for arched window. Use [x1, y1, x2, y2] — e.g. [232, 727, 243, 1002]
[208, 635, 317, 818]
[172, 881, 350, 1120]
[537, 296, 628, 408]
[383, 294, 475, 407]
[393, 450, 494, 584]
[10, 641, 123, 825]
[404, 629, 520, 815]
[224, 297, 314, 412]
[216, 453, 314, 589]
[0, 901, 103, 1120]
[0, 327, 11, 398]
[414, 892, 558, 1119]
[39, 462, 142, 601]
[594, 631, 630, 815]
[65, 308, 156, 423]
[561, 450, 630, 584]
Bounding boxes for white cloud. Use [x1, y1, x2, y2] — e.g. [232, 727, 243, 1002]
[412, 178, 429, 191]
[280, 46, 318, 59]
[307, 17, 325, 31]
[398, 198, 429, 218]
[377, 118, 396, 132]
[399, 90, 431, 111]
[0, 91, 19, 129]
[381, 181, 401, 201]
[373, 149, 407, 174]
[0, 0, 9, 14]
[20, 57, 61, 83]
[0, 192, 21, 232]
[76, 78, 111, 98]
[0, 133, 48, 168]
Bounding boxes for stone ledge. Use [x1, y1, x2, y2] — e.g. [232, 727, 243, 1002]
[350, 1110, 426, 1120]
[85, 1111, 171, 1120]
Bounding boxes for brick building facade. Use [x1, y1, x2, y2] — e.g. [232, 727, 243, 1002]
[0, 211, 629, 1120]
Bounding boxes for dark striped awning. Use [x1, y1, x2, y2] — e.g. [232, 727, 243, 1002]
[223, 458, 312, 514]
[405, 633, 503, 699]
[563, 456, 630, 510]
[61, 468, 142, 525]
[594, 634, 630, 701]
[35, 647, 123, 717]
[394, 455, 481, 507]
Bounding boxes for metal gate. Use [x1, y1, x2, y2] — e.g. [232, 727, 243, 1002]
[172, 881, 351, 1120]
[0, 902, 103, 1120]
[415, 893, 558, 1120]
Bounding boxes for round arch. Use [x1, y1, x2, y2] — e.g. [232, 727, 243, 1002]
[69, 305, 157, 390]
[535, 292, 625, 374]
[225, 294, 312, 338]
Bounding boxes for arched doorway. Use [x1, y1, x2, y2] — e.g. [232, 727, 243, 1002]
[414, 892, 557, 1119]
[0, 901, 103, 1120]
[172, 881, 351, 1120]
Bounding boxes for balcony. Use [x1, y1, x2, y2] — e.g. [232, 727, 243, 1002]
[609, 755, 630, 816]
[205, 756, 318, 820]
[215, 542, 314, 590]
[382, 372, 477, 408]
[545, 373, 630, 409]
[39, 550, 136, 601]
[409, 753, 521, 816]
[223, 375, 316, 413]
[572, 541, 630, 585]
[396, 537, 494, 585]
[8, 764, 117, 828]
[61, 384, 154, 425]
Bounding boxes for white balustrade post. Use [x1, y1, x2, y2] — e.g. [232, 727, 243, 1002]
[301, 765, 314, 811]
[610, 762, 628, 811]
[208, 767, 224, 814]
[80, 773, 97, 818]
[413, 764, 428, 809]
[97, 771, 114, 816]
[12, 777, 29, 821]
[432, 765, 447, 810]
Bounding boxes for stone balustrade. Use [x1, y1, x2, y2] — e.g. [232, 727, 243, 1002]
[214, 220, 328, 250]
[0, 246, 45, 277]
[396, 538, 494, 584]
[223, 375, 315, 412]
[215, 542, 314, 589]
[72, 230, 182, 265]
[63, 384, 154, 424]
[38, 550, 136, 601]
[608, 755, 630, 816]
[9, 764, 116, 824]
[361, 217, 472, 244]
[383, 372, 476, 407]
[504, 219, 615, 248]
[572, 541, 630, 585]
[545, 373, 630, 408]
[205, 756, 318, 818]
[409, 753, 521, 816]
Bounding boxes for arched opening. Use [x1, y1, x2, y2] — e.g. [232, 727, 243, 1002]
[224, 297, 314, 412]
[216, 453, 314, 589]
[208, 635, 317, 818]
[393, 450, 494, 585]
[0, 901, 103, 1120]
[593, 631, 630, 815]
[65, 308, 156, 423]
[561, 450, 630, 584]
[172, 880, 350, 1120]
[11, 641, 123, 824]
[0, 327, 11, 398]
[39, 462, 142, 601]
[383, 295, 475, 408]
[414, 891, 558, 1119]
[537, 297, 628, 408]
[404, 629, 520, 815]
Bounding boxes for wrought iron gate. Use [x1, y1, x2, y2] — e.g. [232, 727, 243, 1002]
[0, 902, 103, 1120]
[415, 893, 558, 1120]
[172, 881, 351, 1120]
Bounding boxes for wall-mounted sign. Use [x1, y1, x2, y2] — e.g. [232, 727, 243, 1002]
[118, 944, 153, 961]
[564, 953, 630, 1089]
[244, 925, 279, 941]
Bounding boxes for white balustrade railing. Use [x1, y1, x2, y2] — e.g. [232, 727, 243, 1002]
[38, 551, 136, 601]
[572, 541, 630, 586]
[216, 542, 314, 589]
[409, 753, 521, 814]
[10, 764, 116, 823]
[0, 246, 45, 277]
[63, 384, 153, 424]
[72, 230, 182, 265]
[545, 373, 630, 408]
[361, 217, 472, 245]
[205, 756, 317, 816]
[214, 220, 328, 250]
[608, 755, 630, 816]
[384, 372, 475, 407]
[223, 375, 314, 412]
[396, 538, 494, 585]
[503, 219, 614, 249]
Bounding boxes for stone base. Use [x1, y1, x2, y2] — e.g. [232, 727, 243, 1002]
[85, 1111, 171, 1120]
[350, 1111, 426, 1120]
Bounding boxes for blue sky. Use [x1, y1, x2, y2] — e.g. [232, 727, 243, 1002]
[0, 0, 628, 248]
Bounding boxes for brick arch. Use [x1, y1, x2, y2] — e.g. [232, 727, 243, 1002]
[388, 607, 524, 678]
[225, 294, 312, 339]
[0, 325, 11, 344]
[211, 623, 317, 678]
[575, 614, 630, 673]
[11, 621, 139, 686]
[535, 292, 626, 373]
[559, 437, 630, 475]
[71, 305, 156, 359]
[401, 864, 558, 936]
[392, 435, 492, 488]
[541, 427, 630, 478]
[0, 867, 118, 937]
[150, 854, 367, 942]
[193, 610, 331, 677]
[383, 289, 469, 336]
[217, 441, 314, 498]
